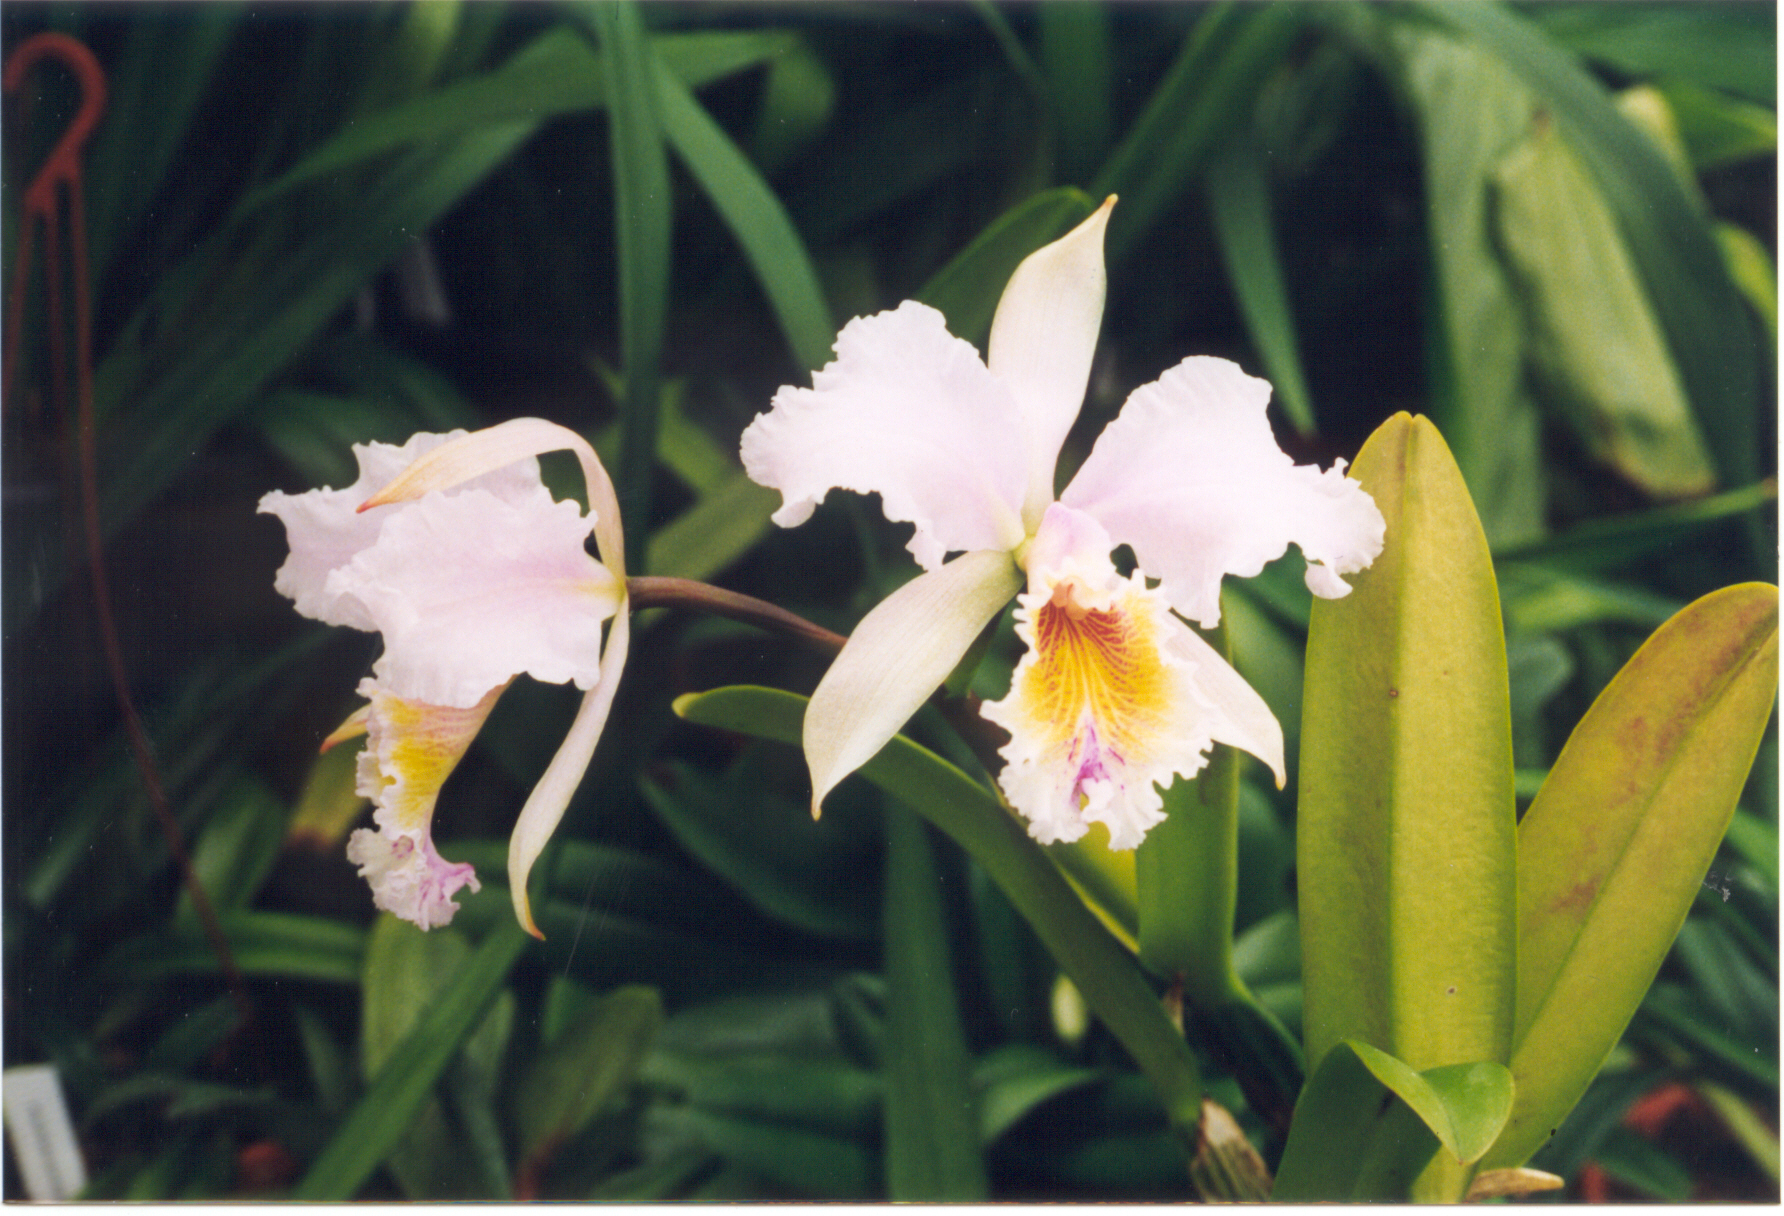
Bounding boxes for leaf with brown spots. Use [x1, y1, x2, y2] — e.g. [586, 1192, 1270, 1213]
[1483, 582, 1778, 1171]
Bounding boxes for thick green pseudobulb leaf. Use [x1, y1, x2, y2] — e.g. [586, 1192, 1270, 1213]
[1492, 115, 1715, 500]
[1482, 583, 1779, 1171]
[1273, 1040, 1512, 1201]
[513, 984, 662, 1176]
[1299, 414, 1517, 1080]
[917, 187, 1096, 352]
[882, 807, 988, 1200]
[359, 916, 516, 1200]
[1418, 1, 1763, 506]
[673, 685, 1205, 1139]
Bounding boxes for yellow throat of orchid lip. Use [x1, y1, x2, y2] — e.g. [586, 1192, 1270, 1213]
[367, 685, 506, 834]
[1015, 581, 1173, 783]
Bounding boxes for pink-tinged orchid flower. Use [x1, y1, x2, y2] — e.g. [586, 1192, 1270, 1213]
[259, 419, 628, 936]
[741, 197, 1385, 849]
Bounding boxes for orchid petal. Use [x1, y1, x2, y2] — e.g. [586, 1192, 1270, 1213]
[334, 485, 622, 709]
[741, 302, 1029, 569]
[805, 548, 1021, 815]
[1061, 356, 1385, 627]
[508, 608, 631, 938]
[987, 196, 1114, 527]
[363, 417, 627, 578]
[345, 681, 507, 930]
[1166, 618, 1286, 789]
[258, 430, 540, 629]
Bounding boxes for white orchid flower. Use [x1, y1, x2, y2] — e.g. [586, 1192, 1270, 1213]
[259, 419, 628, 936]
[741, 197, 1385, 849]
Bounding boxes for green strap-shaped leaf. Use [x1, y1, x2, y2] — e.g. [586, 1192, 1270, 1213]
[99, 911, 367, 985]
[358, 917, 515, 1199]
[973, 1045, 1105, 1145]
[591, 0, 672, 573]
[1273, 1039, 1513, 1201]
[1091, 2, 1304, 263]
[294, 921, 530, 1199]
[673, 685, 1205, 1141]
[1482, 582, 1779, 1170]
[1205, 142, 1316, 436]
[513, 985, 662, 1174]
[882, 807, 988, 1199]
[1037, 2, 1113, 185]
[639, 760, 876, 941]
[244, 27, 798, 207]
[651, 52, 834, 374]
[1299, 414, 1517, 1083]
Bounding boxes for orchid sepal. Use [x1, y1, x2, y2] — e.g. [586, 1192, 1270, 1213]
[987, 196, 1115, 529]
[804, 548, 1021, 817]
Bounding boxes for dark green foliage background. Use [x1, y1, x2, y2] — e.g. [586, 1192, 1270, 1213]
[2, 0, 1774, 1200]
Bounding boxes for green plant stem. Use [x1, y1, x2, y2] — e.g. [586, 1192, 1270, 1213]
[1134, 609, 1303, 1133]
[1135, 616, 1243, 1004]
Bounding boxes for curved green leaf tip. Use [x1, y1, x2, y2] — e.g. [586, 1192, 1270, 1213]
[1272, 1039, 1513, 1202]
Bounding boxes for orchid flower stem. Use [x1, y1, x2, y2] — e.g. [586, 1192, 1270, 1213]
[627, 576, 846, 653]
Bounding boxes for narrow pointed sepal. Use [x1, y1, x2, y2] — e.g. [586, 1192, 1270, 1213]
[804, 549, 1021, 816]
[508, 608, 631, 938]
[987, 195, 1115, 523]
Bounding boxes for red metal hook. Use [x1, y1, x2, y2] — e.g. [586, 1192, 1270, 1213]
[4, 31, 108, 415]
[2, 32, 252, 1039]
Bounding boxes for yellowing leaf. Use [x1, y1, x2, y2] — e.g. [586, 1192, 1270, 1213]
[1484, 583, 1779, 1170]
